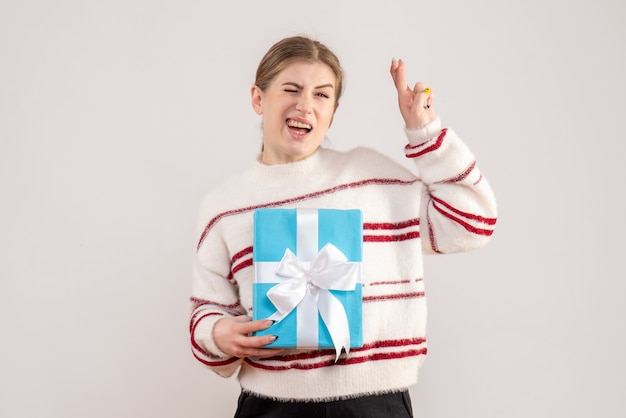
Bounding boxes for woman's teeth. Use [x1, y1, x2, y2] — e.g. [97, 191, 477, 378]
[287, 120, 312, 130]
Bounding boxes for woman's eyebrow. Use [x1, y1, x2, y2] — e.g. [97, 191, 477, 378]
[281, 82, 334, 89]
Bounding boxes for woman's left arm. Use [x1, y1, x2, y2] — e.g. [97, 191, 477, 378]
[391, 59, 498, 254]
[407, 121, 497, 254]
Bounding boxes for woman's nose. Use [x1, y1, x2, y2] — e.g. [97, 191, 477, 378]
[295, 95, 312, 114]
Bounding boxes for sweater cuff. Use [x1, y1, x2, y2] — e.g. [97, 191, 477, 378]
[193, 314, 229, 358]
[404, 118, 442, 146]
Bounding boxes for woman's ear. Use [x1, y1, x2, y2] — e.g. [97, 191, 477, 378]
[251, 85, 263, 115]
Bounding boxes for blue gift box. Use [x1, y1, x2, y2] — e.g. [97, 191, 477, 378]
[253, 208, 363, 353]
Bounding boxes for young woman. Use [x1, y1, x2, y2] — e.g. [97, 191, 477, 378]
[190, 35, 497, 417]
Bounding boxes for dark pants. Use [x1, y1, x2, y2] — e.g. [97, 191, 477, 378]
[234, 390, 414, 418]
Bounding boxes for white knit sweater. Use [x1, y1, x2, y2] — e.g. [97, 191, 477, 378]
[190, 119, 497, 401]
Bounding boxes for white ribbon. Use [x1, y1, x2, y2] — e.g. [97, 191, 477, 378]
[266, 243, 359, 361]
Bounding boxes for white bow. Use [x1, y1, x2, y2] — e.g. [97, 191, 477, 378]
[266, 243, 359, 360]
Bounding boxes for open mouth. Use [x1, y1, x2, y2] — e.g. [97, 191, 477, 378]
[286, 119, 312, 135]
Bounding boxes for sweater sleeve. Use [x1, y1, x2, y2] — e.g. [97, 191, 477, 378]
[189, 210, 246, 377]
[404, 118, 498, 254]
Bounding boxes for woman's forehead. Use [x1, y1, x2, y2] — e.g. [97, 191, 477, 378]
[273, 61, 336, 87]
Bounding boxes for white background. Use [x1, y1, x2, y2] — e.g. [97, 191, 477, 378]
[1, 0, 625, 417]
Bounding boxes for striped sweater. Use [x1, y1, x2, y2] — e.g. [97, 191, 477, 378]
[190, 119, 497, 401]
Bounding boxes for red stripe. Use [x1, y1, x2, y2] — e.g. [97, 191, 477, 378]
[190, 312, 222, 352]
[197, 178, 418, 250]
[246, 348, 427, 371]
[363, 218, 419, 230]
[438, 160, 476, 183]
[425, 205, 439, 253]
[230, 246, 254, 278]
[342, 348, 427, 365]
[228, 231, 421, 274]
[252, 338, 426, 363]
[190, 308, 222, 329]
[432, 201, 495, 236]
[232, 258, 253, 276]
[232, 247, 253, 264]
[368, 279, 412, 286]
[363, 291, 425, 302]
[405, 128, 447, 158]
[430, 195, 497, 225]
[189, 297, 241, 311]
[364, 231, 420, 242]
[190, 306, 213, 327]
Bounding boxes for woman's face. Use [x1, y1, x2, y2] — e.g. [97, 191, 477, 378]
[251, 61, 338, 165]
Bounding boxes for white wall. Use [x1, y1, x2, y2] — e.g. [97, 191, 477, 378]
[1, 0, 624, 417]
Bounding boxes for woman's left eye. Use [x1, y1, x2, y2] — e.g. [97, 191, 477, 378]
[316, 92, 330, 98]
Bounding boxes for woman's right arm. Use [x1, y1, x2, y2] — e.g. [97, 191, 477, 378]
[190, 211, 281, 377]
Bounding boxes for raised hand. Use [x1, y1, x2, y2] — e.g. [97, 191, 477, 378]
[390, 58, 437, 130]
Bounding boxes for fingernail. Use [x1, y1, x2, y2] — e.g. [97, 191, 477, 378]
[272, 335, 279, 341]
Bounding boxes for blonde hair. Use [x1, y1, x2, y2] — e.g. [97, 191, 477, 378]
[255, 36, 344, 104]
